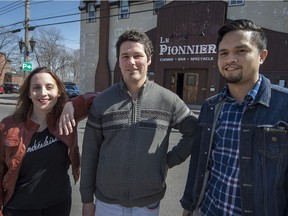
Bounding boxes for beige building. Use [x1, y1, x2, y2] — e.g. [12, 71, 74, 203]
[78, 0, 288, 104]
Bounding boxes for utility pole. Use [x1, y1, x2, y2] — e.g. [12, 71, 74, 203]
[23, 0, 30, 78]
[18, 0, 35, 79]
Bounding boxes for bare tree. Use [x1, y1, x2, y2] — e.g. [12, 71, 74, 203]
[32, 27, 73, 79]
[0, 26, 80, 82]
[0, 27, 21, 76]
[68, 49, 80, 83]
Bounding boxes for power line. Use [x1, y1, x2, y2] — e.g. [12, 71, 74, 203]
[0, 22, 23, 29]
[0, 0, 22, 13]
[31, 12, 80, 22]
[0, 1, 24, 16]
[30, 0, 54, 6]
[0, 1, 79, 30]
[0, 1, 199, 35]
[24, 2, 196, 28]
[0, 0, 153, 29]
[0, 0, 53, 17]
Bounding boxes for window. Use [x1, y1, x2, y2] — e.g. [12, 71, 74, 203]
[154, 0, 165, 14]
[148, 72, 154, 81]
[109, 0, 118, 3]
[187, 75, 196, 86]
[78, 0, 86, 11]
[119, 0, 129, 19]
[228, 0, 245, 6]
[87, 2, 96, 23]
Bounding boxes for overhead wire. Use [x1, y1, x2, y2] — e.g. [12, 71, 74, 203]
[1, 0, 160, 30]
[0, 1, 24, 16]
[0, 0, 54, 21]
[0, 0, 22, 13]
[0, 1, 197, 35]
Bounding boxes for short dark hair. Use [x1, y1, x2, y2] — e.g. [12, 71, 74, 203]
[116, 29, 154, 60]
[216, 19, 267, 52]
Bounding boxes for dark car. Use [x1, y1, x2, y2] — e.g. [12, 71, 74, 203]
[0, 85, 4, 94]
[3, 82, 20, 94]
[65, 83, 79, 98]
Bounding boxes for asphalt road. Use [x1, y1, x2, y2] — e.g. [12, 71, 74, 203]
[0, 94, 190, 216]
[71, 121, 189, 216]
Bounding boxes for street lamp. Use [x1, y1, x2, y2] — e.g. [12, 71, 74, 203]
[18, 37, 36, 56]
[18, 37, 36, 79]
[29, 37, 36, 52]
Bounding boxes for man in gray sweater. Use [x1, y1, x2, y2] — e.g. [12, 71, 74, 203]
[80, 29, 198, 216]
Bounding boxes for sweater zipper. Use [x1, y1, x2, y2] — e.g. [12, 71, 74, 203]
[132, 99, 137, 124]
[122, 96, 138, 200]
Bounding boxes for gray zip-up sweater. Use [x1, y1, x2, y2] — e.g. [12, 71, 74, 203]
[80, 79, 198, 207]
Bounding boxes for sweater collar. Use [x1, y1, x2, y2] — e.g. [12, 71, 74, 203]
[119, 77, 154, 95]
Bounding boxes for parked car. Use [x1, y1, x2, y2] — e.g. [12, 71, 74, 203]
[0, 85, 4, 94]
[3, 82, 20, 94]
[65, 83, 79, 98]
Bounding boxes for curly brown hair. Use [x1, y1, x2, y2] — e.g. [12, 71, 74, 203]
[13, 67, 68, 122]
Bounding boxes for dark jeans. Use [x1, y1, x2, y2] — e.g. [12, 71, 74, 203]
[3, 197, 71, 216]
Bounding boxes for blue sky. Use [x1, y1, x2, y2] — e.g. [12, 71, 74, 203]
[0, 0, 81, 50]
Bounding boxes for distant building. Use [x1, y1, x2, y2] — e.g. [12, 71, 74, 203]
[0, 52, 11, 85]
[0, 52, 24, 86]
[78, 0, 288, 105]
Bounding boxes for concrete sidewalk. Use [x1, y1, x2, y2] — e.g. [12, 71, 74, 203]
[0, 94, 18, 105]
[0, 94, 201, 114]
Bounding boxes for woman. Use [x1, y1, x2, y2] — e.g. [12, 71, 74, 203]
[0, 67, 97, 216]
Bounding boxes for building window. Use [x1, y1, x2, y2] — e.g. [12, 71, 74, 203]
[154, 0, 165, 14]
[78, 0, 86, 11]
[87, 2, 96, 23]
[187, 74, 196, 86]
[119, 0, 129, 19]
[148, 72, 154, 81]
[228, 0, 245, 6]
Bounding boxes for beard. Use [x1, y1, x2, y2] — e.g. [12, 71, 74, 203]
[222, 72, 242, 84]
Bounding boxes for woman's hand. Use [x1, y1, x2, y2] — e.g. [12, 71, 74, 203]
[59, 101, 76, 135]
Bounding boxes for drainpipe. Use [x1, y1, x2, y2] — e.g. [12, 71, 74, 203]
[95, 0, 111, 92]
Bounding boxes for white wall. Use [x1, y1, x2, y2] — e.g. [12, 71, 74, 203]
[227, 1, 288, 33]
[79, 10, 100, 93]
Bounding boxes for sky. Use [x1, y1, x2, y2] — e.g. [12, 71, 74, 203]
[0, 0, 81, 50]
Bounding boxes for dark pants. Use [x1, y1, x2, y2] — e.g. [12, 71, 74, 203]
[3, 197, 71, 216]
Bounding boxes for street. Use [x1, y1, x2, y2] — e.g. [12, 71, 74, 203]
[0, 101, 190, 216]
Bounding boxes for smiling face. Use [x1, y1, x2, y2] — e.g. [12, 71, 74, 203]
[119, 41, 151, 89]
[29, 72, 60, 116]
[217, 30, 268, 86]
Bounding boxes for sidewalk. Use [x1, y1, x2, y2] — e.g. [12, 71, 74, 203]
[0, 94, 18, 105]
[0, 94, 201, 114]
[187, 104, 201, 115]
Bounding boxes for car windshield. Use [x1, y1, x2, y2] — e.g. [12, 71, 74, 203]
[66, 85, 76, 90]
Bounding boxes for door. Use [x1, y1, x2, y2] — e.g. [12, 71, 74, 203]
[183, 73, 198, 104]
[166, 69, 208, 105]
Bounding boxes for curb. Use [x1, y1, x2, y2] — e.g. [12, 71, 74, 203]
[0, 102, 17, 105]
[0, 94, 18, 105]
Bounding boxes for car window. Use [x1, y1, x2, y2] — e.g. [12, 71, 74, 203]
[66, 85, 75, 90]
